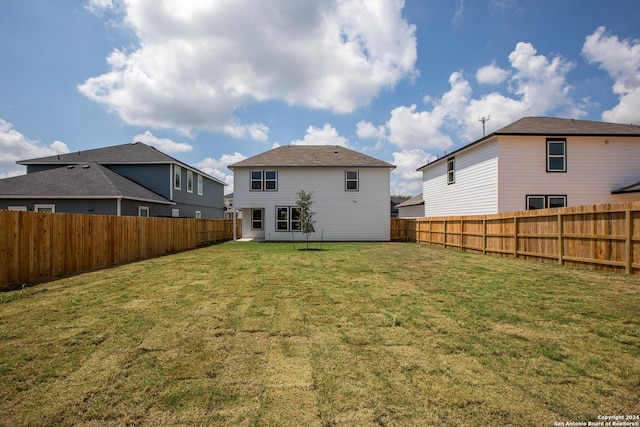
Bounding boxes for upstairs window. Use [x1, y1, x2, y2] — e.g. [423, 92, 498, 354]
[447, 158, 455, 184]
[251, 170, 277, 191]
[345, 170, 359, 191]
[265, 171, 277, 190]
[187, 170, 194, 193]
[547, 139, 567, 172]
[197, 175, 203, 195]
[174, 165, 182, 190]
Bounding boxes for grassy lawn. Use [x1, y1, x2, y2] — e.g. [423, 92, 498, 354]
[0, 242, 638, 426]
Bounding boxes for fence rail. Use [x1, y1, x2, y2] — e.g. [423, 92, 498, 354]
[391, 201, 640, 275]
[0, 211, 241, 290]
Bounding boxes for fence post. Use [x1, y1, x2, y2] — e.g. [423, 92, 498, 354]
[482, 219, 487, 255]
[513, 217, 518, 258]
[558, 213, 564, 266]
[626, 210, 633, 274]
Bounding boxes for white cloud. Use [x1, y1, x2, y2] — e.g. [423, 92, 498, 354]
[356, 120, 387, 140]
[0, 119, 70, 178]
[292, 124, 349, 147]
[195, 152, 247, 194]
[79, 0, 417, 137]
[132, 130, 193, 153]
[476, 63, 510, 85]
[85, 0, 115, 15]
[390, 148, 435, 196]
[452, 0, 464, 26]
[582, 26, 640, 124]
[386, 104, 454, 152]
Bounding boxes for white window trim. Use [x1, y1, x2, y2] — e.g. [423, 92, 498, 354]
[8, 206, 27, 211]
[250, 170, 278, 191]
[195, 210, 202, 219]
[251, 208, 263, 230]
[197, 174, 203, 195]
[547, 139, 567, 172]
[345, 170, 359, 191]
[447, 158, 455, 184]
[138, 206, 149, 217]
[174, 165, 182, 190]
[187, 170, 194, 193]
[34, 204, 55, 213]
[172, 208, 180, 217]
[275, 206, 302, 232]
[526, 195, 567, 210]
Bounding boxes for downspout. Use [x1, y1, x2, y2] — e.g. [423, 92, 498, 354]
[233, 208, 237, 241]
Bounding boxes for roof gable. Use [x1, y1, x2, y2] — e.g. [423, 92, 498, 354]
[229, 145, 395, 169]
[0, 163, 173, 204]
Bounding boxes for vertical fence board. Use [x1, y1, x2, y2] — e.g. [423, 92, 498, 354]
[1, 212, 241, 290]
[398, 201, 640, 276]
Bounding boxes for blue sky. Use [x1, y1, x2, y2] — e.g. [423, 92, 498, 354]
[1, 0, 639, 195]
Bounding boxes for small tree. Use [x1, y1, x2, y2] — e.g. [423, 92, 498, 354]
[296, 189, 316, 250]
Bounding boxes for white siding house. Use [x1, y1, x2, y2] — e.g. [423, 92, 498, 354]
[229, 145, 395, 241]
[395, 193, 425, 218]
[418, 117, 640, 217]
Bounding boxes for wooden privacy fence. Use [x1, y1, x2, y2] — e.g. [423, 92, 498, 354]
[391, 201, 640, 275]
[0, 210, 241, 290]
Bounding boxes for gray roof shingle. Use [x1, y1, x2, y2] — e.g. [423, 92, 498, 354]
[495, 117, 640, 136]
[0, 163, 173, 204]
[228, 145, 395, 169]
[17, 141, 226, 185]
[395, 193, 424, 208]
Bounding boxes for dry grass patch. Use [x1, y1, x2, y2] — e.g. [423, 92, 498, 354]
[0, 242, 638, 426]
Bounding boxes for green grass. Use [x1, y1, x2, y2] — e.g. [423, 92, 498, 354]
[0, 242, 638, 426]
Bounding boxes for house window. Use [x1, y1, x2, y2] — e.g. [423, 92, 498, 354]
[34, 204, 55, 213]
[172, 208, 180, 217]
[447, 158, 455, 184]
[276, 206, 301, 231]
[265, 171, 277, 190]
[197, 175, 203, 195]
[345, 170, 359, 191]
[187, 170, 193, 193]
[139, 206, 149, 217]
[8, 206, 27, 211]
[251, 170, 277, 191]
[526, 195, 567, 210]
[547, 139, 567, 172]
[174, 165, 182, 190]
[195, 211, 202, 219]
[252, 209, 263, 230]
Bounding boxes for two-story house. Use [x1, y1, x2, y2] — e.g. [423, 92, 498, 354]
[417, 117, 640, 217]
[0, 142, 226, 218]
[228, 145, 395, 241]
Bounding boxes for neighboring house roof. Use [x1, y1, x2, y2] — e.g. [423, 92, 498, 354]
[0, 163, 174, 204]
[17, 141, 227, 185]
[395, 193, 424, 208]
[228, 145, 395, 169]
[612, 181, 640, 194]
[418, 117, 640, 171]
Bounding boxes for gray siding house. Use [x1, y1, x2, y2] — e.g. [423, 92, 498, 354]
[0, 142, 226, 218]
